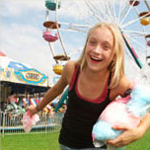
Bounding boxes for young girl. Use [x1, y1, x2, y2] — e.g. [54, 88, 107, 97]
[26, 22, 150, 150]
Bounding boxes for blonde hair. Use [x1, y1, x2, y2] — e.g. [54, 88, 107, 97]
[77, 22, 125, 88]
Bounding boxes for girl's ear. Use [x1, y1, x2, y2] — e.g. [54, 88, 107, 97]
[112, 53, 116, 61]
[108, 60, 115, 70]
[111, 54, 116, 65]
[108, 54, 116, 70]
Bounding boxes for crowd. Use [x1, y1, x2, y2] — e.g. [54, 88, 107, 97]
[2, 91, 66, 126]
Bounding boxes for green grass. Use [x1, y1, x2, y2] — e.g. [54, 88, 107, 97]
[1, 128, 150, 150]
[125, 128, 150, 150]
[1, 132, 60, 150]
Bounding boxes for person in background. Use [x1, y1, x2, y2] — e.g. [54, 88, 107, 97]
[6, 91, 18, 105]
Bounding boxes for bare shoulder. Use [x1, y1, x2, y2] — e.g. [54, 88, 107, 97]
[64, 60, 76, 71]
[116, 75, 131, 97]
[62, 60, 77, 84]
[110, 75, 131, 100]
[53, 61, 76, 92]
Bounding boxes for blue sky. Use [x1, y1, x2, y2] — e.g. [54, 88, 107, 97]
[1, 0, 86, 76]
[1, 0, 150, 78]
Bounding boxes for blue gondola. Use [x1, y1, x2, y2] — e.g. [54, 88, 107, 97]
[45, 0, 61, 11]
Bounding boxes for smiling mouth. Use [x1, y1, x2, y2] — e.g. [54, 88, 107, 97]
[91, 56, 102, 62]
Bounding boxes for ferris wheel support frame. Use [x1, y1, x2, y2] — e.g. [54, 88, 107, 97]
[122, 33, 142, 69]
[55, 0, 68, 57]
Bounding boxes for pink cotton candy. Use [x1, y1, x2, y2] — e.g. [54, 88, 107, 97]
[92, 84, 150, 144]
[21, 111, 40, 133]
[99, 98, 140, 128]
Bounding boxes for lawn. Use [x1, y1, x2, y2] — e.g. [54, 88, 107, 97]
[1, 128, 150, 150]
[1, 132, 60, 150]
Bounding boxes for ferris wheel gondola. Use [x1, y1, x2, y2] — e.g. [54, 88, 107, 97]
[43, 0, 72, 75]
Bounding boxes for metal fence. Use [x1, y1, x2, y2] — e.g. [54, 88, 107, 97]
[0, 111, 64, 137]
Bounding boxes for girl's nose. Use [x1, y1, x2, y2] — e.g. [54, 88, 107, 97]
[93, 45, 101, 54]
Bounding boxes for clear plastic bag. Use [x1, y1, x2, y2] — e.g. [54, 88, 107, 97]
[92, 84, 150, 150]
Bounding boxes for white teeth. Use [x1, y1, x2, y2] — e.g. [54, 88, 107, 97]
[91, 56, 101, 61]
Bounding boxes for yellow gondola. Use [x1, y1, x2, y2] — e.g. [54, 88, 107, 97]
[140, 18, 150, 26]
[53, 64, 63, 75]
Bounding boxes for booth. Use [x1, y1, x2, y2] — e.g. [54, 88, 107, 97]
[0, 51, 50, 110]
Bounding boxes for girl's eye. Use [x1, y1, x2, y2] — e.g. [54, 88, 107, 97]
[90, 41, 96, 45]
[103, 45, 110, 50]
[89, 41, 96, 45]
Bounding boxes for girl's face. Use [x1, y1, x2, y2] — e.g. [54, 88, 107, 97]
[85, 27, 114, 72]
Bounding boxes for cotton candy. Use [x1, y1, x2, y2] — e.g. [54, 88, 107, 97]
[92, 97, 140, 142]
[21, 111, 40, 133]
[100, 97, 140, 128]
[92, 84, 150, 147]
[127, 85, 150, 116]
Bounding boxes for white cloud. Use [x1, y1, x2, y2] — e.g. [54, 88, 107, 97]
[1, 21, 54, 75]
[1, 0, 45, 17]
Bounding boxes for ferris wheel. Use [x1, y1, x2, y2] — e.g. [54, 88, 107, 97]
[42, 0, 150, 75]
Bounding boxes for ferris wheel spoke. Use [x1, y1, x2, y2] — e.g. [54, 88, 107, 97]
[45, 9, 49, 21]
[68, 46, 83, 57]
[79, 1, 96, 24]
[74, 3, 95, 26]
[133, 6, 148, 47]
[86, 1, 102, 17]
[129, 38, 146, 50]
[59, 28, 87, 33]
[82, 15, 97, 26]
[61, 1, 93, 26]
[101, 1, 114, 22]
[99, 1, 114, 21]
[108, 0, 115, 20]
[122, 29, 149, 37]
[119, 1, 136, 26]
[107, 0, 120, 22]
[48, 43, 58, 64]
[63, 27, 87, 33]
[87, 0, 112, 22]
[55, 0, 68, 57]
[116, 0, 128, 24]
[56, 29, 67, 56]
[85, 1, 104, 22]
[131, 8, 149, 59]
[121, 11, 150, 28]
[111, 0, 117, 21]
[58, 21, 90, 33]
[144, 1, 150, 12]
[60, 22, 91, 28]
[125, 34, 146, 50]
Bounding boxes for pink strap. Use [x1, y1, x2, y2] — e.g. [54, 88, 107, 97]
[69, 66, 79, 91]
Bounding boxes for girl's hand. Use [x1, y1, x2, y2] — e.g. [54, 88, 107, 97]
[106, 125, 143, 148]
[26, 105, 38, 117]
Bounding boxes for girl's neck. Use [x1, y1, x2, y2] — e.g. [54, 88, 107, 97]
[82, 66, 109, 82]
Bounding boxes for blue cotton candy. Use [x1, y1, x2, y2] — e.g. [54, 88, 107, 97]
[92, 84, 150, 150]
[127, 85, 150, 116]
[92, 120, 122, 141]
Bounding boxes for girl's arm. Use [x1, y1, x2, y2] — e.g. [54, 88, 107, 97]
[36, 69, 68, 111]
[54, 87, 69, 112]
[107, 75, 150, 148]
[26, 62, 71, 116]
[138, 112, 150, 136]
[107, 112, 150, 148]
